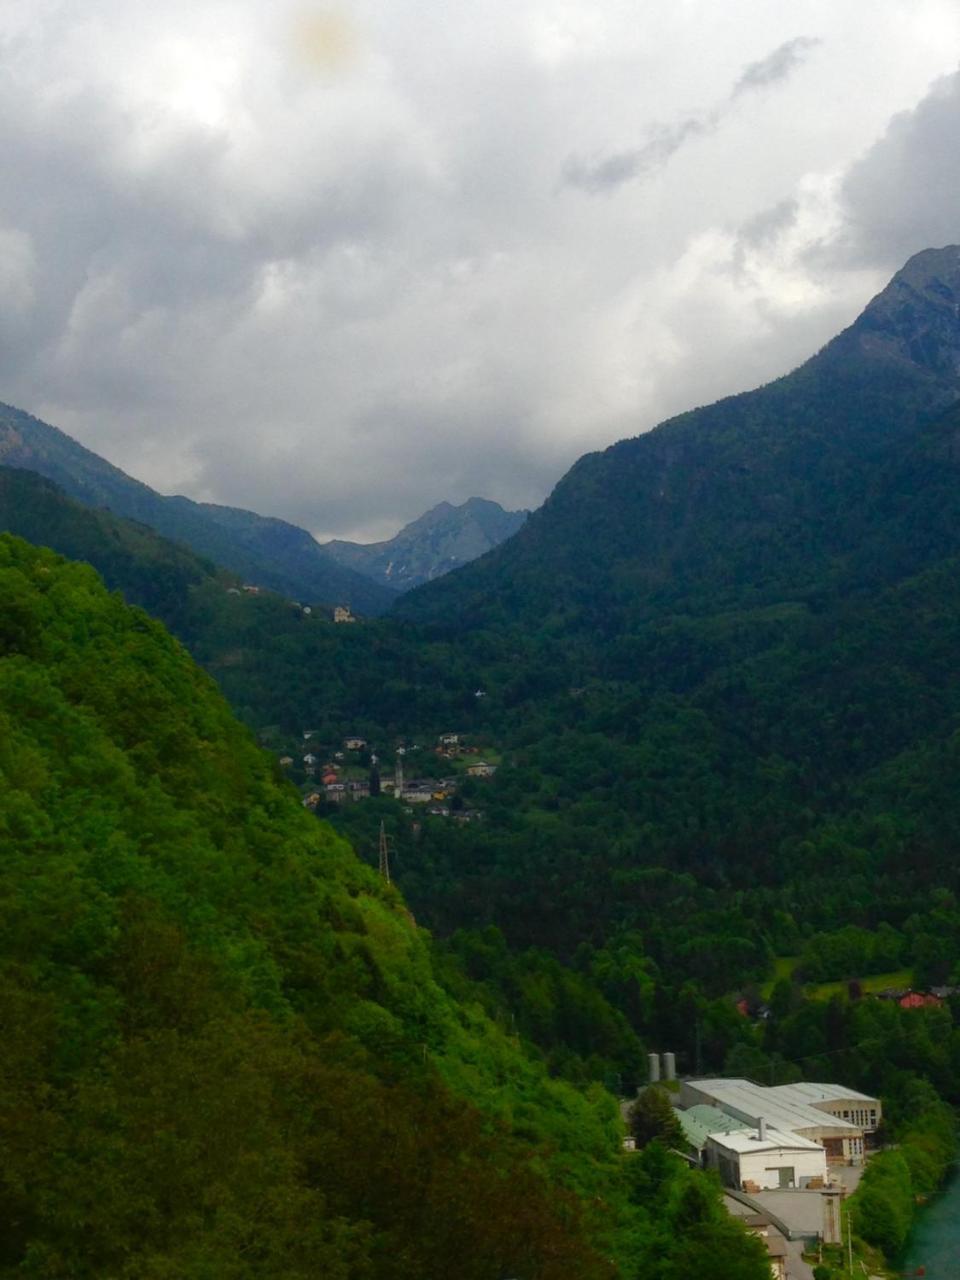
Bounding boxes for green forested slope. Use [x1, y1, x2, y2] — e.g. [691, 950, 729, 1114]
[8, 255, 960, 1098]
[396, 246, 960, 632]
[0, 532, 768, 1280]
[0, 466, 225, 633]
[0, 401, 395, 613]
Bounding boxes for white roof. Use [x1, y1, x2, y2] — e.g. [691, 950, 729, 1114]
[686, 1079, 860, 1136]
[767, 1082, 879, 1106]
[706, 1126, 824, 1155]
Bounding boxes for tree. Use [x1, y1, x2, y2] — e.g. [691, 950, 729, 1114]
[628, 1087, 683, 1148]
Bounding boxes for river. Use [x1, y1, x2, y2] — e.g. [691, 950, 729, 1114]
[900, 1166, 960, 1277]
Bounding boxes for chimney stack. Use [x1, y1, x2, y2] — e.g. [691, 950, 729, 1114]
[758, 1117, 767, 1141]
[648, 1053, 660, 1083]
[662, 1052, 676, 1081]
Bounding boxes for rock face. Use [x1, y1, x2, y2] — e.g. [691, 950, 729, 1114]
[847, 245, 960, 377]
[323, 497, 529, 591]
[0, 402, 397, 614]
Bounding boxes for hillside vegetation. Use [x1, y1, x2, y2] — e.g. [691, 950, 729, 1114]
[6, 252, 960, 1105]
[0, 402, 395, 613]
[0, 532, 769, 1279]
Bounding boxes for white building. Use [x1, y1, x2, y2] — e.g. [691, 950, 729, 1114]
[765, 1082, 881, 1136]
[704, 1123, 827, 1191]
[680, 1078, 864, 1163]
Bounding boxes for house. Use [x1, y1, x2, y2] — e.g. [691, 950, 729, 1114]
[740, 1218, 788, 1280]
[875, 986, 947, 1009]
[344, 736, 367, 751]
[321, 771, 339, 786]
[303, 753, 318, 767]
[333, 605, 356, 623]
[279, 756, 294, 767]
[900, 990, 943, 1009]
[302, 792, 321, 810]
[438, 733, 460, 747]
[466, 761, 497, 778]
[226, 587, 241, 595]
[451, 809, 483, 824]
[242, 584, 261, 594]
[402, 785, 434, 804]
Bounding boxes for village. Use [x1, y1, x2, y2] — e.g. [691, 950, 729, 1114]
[276, 729, 499, 821]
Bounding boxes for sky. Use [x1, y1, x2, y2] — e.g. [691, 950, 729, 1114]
[1, 2, 959, 542]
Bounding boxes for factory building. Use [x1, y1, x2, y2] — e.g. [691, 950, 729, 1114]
[704, 1121, 828, 1191]
[764, 1081, 881, 1141]
[679, 1078, 867, 1163]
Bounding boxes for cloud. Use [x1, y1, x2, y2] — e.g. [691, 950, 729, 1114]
[0, 1, 956, 542]
[732, 36, 821, 97]
[829, 68, 960, 269]
[562, 117, 713, 194]
[563, 34, 821, 195]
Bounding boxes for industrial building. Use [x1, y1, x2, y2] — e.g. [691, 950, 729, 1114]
[703, 1121, 827, 1190]
[675, 1104, 749, 1159]
[679, 1078, 869, 1164]
[764, 1081, 881, 1139]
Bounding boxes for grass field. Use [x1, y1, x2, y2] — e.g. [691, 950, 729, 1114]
[761, 959, 913, 1002]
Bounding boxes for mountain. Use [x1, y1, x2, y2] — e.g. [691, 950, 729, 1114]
[0, 529, 771, 1280]
[8, 249, 960, 1235]
[322, 497, 529, 591]
[0, 401, 397, 614]
[0, 464, 230, 633]
[310, 247, 960, 1003]
[396, 245, 960, 632]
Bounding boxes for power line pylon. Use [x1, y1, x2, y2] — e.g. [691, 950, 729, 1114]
[378, 819, 391, 884]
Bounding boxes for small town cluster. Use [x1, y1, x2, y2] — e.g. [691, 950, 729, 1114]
[632, 1060, 883, 1278]
[281, 730, 498, 820]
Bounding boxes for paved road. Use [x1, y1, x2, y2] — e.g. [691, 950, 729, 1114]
[723, 1195, 815, 1280]
[830, 1160, 865, 1194]
[783, 1237, 815, 1280]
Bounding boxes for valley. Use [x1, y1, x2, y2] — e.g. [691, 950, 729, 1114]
[4, 245, 960, 1276]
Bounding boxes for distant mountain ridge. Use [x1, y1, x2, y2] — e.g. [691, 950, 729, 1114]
[0, 402, 397, 614]
[323, 497, 529, 591]
[396, 244, 960, 631]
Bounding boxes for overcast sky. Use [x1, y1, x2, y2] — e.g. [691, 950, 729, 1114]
[1, 1, 959, 541]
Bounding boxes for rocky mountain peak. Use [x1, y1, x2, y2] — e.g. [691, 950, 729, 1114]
[850, 244, 960, 378]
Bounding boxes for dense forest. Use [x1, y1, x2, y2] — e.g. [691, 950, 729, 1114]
[0, 532, 773, 1278]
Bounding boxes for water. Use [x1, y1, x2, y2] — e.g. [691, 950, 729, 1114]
[900, 1166, 960, 1277]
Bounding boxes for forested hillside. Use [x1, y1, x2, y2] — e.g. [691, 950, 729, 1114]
[396, 246, 960, 631]
[0, 532, 771, 1279]
[6, 250, 960, 1105]
[0, 402, 395, 613]
[6, 249, 960, 1143]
